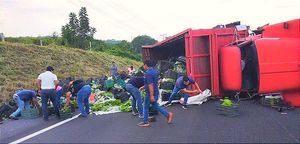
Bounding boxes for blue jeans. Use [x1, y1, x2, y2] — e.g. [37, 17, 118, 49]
[125, 84, 143, 115]
[77, 85, 91, 116]
[10, 95, 31, 117]
[143, 95, 168, 123]
[56, 89, 63, 109]
[41, 89, 60, 119]
[168, 86, 189, 106]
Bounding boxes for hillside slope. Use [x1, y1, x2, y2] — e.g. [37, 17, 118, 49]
[0, 42, 142, 102]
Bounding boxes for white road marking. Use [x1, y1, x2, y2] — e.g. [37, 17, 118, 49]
[9, 114, 80, 144]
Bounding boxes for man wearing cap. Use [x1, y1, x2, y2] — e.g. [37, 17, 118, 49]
[37, 66, 60, 121]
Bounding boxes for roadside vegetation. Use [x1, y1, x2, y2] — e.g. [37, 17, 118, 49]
[0, 42, 142, 102]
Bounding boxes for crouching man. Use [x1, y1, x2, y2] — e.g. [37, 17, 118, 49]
[69, 80, 91, 117]
[9, 90, 40, 120]
[164, 75, 202, 109]
[125, 74, 144, 118]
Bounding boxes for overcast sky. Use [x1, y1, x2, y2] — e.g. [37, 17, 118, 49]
[0, 0, 299, 41]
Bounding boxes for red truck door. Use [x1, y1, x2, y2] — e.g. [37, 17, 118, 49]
[255, 38, 300, 93]
[256, 19, 300, 94]
[186, 34, 212, 94]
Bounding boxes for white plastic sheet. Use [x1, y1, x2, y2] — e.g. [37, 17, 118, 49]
[93, 106, 120, 116]
[179, 89, 211, 105]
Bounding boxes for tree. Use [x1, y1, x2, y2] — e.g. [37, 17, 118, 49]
[116, 40, 130, 49]
[61, 7, 96, 49]
[131, 35, 157, 53]
[77, 7, 96, 49]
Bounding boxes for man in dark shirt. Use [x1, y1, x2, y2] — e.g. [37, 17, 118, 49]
[164, 76, 202, 109]
[68, 80, 91, 117]
[9, 90, 40, 120]
[126, 76, 144, 118]
[138, 60, 173, 127]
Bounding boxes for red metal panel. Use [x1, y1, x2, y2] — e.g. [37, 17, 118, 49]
[219, 46, 242, 91]
[185, 32, 192, 77]
[256, 38, 300, 93]
[143, 29, 191, 49]
[262, 19, 300, 38]
[186, 28, 241, 96]
[188, 34, 212, 93]
[213, 33, 238, 95]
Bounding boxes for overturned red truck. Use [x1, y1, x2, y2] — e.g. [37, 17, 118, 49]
[142, 18, 300, 106]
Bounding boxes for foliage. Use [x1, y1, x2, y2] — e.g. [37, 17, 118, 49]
[102, 92, 113, 98]
[131, 35, 157, 53]
[5, 37, 141, 61]
[120, 100, 132, 112]
[5, 36, 65, 46]
[61, 7, 96, 49]
[140, 90, 146, 99]
[61, 106, 71, 113]
[90, 97, 132, 112]
[91, 99, 122, 111]
[90, 39, 142, 61]
[70, 100, 78, 108]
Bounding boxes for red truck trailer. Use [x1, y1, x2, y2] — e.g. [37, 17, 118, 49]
[142, 18, 300, 106]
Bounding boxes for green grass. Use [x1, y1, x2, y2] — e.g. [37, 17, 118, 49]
[0, 42, 142, 103]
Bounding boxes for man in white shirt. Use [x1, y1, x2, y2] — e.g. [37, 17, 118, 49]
[37, 66, 60, 121]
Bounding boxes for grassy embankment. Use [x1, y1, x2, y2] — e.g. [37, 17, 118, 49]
[0, 42, 142, 102]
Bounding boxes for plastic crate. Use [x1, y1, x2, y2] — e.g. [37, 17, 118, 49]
[157, 60, 174, 73]
[21, 108, 40, 119]
[164, 69, 178, 79]
[59, 107, 73, 119]
[216, 103, 240, 117]
[160, 82, 174, 90]
[261, 96, 281, 107]
[116, 79, 126, 88]
[161, 91, 171, 101]
[104, 79, 114, 89]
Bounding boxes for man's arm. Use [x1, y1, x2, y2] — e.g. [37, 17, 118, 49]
[36, 79, 41, 90]
[148, 83, 155, 102]
[65, 92, 72, 106]
[54, 80, 59, 89]
[194, 82, 202, 93]
[139, 86, 145, 91]
[182, 88, 197, 94]
[31, 98, 40, 108]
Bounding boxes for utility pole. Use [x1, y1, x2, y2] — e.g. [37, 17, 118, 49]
[0, 33, 4, 42]
[40, 39, 43, 46]
[160, 34, 167, 41]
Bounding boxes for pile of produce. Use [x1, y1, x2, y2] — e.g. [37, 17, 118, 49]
[60, 106, 72, 119]
[90, 99, 132, 112]
[21, 107, 40, 119]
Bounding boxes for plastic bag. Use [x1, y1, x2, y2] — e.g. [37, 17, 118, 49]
[179, 89, 211, 105]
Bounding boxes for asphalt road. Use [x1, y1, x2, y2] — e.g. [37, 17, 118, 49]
[1, 99, 299, 143]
